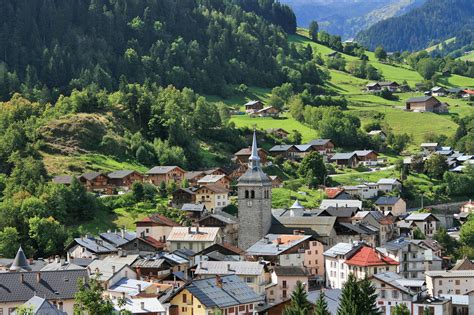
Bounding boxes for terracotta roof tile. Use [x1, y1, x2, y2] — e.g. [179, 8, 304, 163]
[345, 246, 399, 267]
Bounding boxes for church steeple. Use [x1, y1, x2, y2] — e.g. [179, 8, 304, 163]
[249, 129, 260, 169]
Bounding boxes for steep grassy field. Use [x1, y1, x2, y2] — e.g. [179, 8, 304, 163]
[459, 51, 474, 62]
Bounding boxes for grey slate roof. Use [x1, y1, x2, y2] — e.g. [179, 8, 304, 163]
[237, 165, 272, 186]
[375, 196, 401, 205]
[245, 234, 312, 256]
[269, 145, 295, 152]
[273, 266, 308, 276]
[295, 144, 312, 152]
[99, 231, 136, 247]
[372, 272, 416, 295]
[406, 96, 434, 103]
[81, 172, 105, 181]
[307, 139, 332, 146]
[271, 210, 336, 237]
[377, 178, 400, 185]
[307, 289, 342, 314]
[10, 247, 31, 272]
[69, 236, 117, 254]
[330, 152, 356, 160]
[354, 150, 376, 157]
[195, 261, 264, 276]
[323, 242, 359, 258]
[147, 166, 180, 174]
[337, 222, 378, 235]
[13, 296, 67, 315]
[186, 275, 262, 308]
[200, 211, 238, 224]
[181, 203, 206, 212]
[405, 213, 439, 221]
[321, 207, 358, 218]
[108, 170, 135, 179]
[0, 270, 88, 303]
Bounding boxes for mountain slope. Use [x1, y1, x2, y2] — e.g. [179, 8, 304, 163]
[356, 0, 474, 51]
[280, 0, 426, 39]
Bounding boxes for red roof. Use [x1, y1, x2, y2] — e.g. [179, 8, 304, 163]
[464, 89, 474, 95]
[140, 236, 166, 249]
[345, 246, 399, 267]
[325, 187, 344, 199]
[136, 214, 181, 227]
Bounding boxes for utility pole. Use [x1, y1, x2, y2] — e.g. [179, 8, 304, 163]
[421, 193, 424, 210]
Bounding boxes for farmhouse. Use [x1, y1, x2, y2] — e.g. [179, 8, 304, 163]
[354, 150, 378, 166]
[307, 139, 335, 154]
[244, 100, 264, 113]
[405, 96, 448, 113]
[233, 147, 268, 165]
[78, 172, 112, 194]
[146, 166, 186, 186]
[431, 86, 446, 96]
[107, 170, 143, 190]
[269, 144, 299, 160]
[266, 128, 289, 139]
[194, 185, 229, 211]
[253, 106, 279, 117]
[330, 152, 359, 168]
[367, 130, 387, 140]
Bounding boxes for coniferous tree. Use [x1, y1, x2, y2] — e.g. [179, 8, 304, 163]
[284, 281, 313, 315]
[359, 277, 380, 315]
[393, 303, 410, 315]
[314, 291, 330, 315]
[337, 274, 362, 315]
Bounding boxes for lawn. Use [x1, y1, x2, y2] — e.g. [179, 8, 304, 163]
[205, 86, 271, 110]
[230, 113, 317, 143]
[42, 152, 148, 175]
[272, 186, 324, 209]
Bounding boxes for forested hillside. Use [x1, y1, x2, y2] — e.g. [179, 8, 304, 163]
[356, 0, 474, 51]
[281, 0, 426, 39]
[0, 0, 296, 100]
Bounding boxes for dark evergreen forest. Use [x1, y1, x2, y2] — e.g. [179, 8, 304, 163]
[0, 0, 296, 100]
[356, 0, 474, 52]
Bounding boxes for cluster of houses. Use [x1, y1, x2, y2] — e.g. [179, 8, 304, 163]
[1, 195, 472, 315]
[404, 142, 474, 173]
[5, 132, 472, 315]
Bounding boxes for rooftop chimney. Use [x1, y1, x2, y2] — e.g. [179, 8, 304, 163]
[196, 225, 200, 234]
[216, 275, 223, 288]
[227, 264, 231, 272]
[112, 265, 116, 274]
[141, 302, 145, 310]
[20, 273, 24, 283]
[276, 237, 282, 245]
[137, 284, 142, 293]
[55, 255, 60, 263]
[188, 226, 192, 234]
[121, 226, 126, 239]
[36, 272, 41, 283]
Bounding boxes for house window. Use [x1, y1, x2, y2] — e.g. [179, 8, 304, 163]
[282, 280, 287, 288]
[181, 307, 187, 312]
[388, 207, 392, 211]
[283, 290, 287, 298]
[217, 195, 221, 199]
[380, 290, 385, 298]
[183, 294, 187, 303]
[228, 307, 235, 313]
[145, 228, 149, 233]
[392, 291, 399, 299]
[246, 277, 254, 283]
[239, 306, 245, 312]
[439, 280, 442, 285]
[455, 280, 460, 285]
[456, 290, 460, 294]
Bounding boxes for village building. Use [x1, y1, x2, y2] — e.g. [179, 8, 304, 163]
[233, 147, 268, 166]
[324, 243, 399, 289]
[135, 214, 181, 245]
[194, 260, 269, 295]
[183, 171, 206, 187]
[462, 89, 474, 99]
[180, 203, 207, 221]
[78, 172, 112, 194]
[131, 256, 174, 280]
[460, 200, 474, 213]
[107, 170, 143, 190]
[307, 139, 335, 155]
[377, 238, 443, 279]
[431, 86, 446, 97]
[87, 260, 137, 288]
[0, 270, 88, 315]
[171, 187, 197, 208]
[167, 226, 223, 252]
[352, 211, 395, 246]
[244, 100, 264, 113]
[366, 81, 400, 93]
[320, 199, 363, 210]
[169, 275, 262, 315]
[146, 166, 186, 186]
[420, 142, 440, 155]
[269, 175, 283, 188]
[271, 209, 338, 247]
[405, 96, 448, 113]
[269, 144, 299, 160]
[342, 183, 378, 199]
[13, 296, 68, 315]
[66, 236, 118, 259]
[404, 213, 440, 237]
[266, 128, 289, 139]
[375, 196, 407, 216]
[330, 152, 359, 168]
[377, 178, 402, 192]
[112, 297, 166, 315]
[238, 131, 273, 250]
[253, 106, 280, 117]
[194, 184, 229, 211]
[368, 130, 387, 140]
[294, 144, 315, 159]
[197, 174, 231, 190]
[426, 270, 474, 296]
[198, 211, 239, 245]
[354, 150, 379, 166]
[266, 266, 309, 303]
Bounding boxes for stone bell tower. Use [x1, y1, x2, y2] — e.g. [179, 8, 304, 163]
[237, 131, 272, 250]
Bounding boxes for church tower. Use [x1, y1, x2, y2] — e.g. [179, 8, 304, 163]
[237, 131, 272, 250]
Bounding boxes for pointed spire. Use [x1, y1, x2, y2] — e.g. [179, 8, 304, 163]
[10, 246, 31, 272]
[249, 129, 260, 169]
